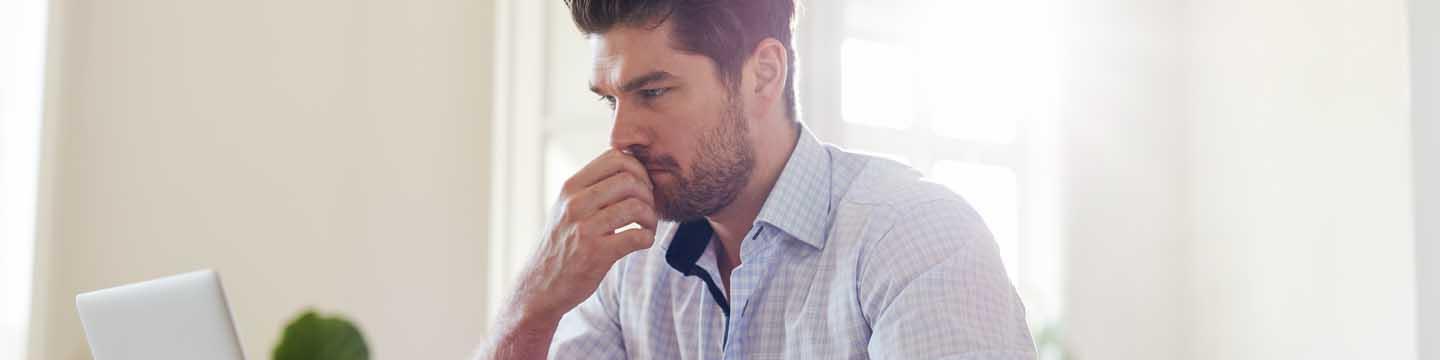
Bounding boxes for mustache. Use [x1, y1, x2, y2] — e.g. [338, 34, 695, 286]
[628, 146, 680, 172]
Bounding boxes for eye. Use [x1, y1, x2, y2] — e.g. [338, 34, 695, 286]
[639, 87, 669, 99]
[597, 95, 616, 109]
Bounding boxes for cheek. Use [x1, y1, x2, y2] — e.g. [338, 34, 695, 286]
[649, 96, 726, 169]
[648, 130, 695, 166]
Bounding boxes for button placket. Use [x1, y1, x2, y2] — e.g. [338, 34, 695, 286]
[723, 227, 785, 360]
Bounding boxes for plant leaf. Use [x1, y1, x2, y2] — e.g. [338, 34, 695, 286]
[272, 310, 370, 360]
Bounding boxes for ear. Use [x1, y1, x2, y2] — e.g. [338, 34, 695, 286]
[742, 38, 789, 117]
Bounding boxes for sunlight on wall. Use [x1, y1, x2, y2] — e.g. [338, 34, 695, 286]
[0, 0, 50, 359]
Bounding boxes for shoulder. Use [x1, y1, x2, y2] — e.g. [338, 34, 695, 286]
[826, 150, 997, 275]
[832, 150, 988, 234]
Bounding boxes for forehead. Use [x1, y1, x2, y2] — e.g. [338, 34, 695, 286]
[589, 23, 709, 90]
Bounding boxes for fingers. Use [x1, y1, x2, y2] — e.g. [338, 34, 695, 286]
[601, 227, 656, 258]
[557, 148, 660, 262]
[567, 171, 655, 219]
[563, 150, 652, 195]
[581, 198, 658, 237]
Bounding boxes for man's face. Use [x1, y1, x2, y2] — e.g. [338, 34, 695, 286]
[589, 22, 754, 222]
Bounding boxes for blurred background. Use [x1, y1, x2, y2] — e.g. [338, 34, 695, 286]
[0, 0, 1434, 359]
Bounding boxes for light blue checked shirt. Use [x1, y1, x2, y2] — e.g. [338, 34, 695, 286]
[550, 127, 1035, 359]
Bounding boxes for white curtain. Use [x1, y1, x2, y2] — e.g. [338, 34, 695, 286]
[0, 0, 51, 358]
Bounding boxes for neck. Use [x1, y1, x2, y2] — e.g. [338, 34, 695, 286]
[707, 120, 800, 274]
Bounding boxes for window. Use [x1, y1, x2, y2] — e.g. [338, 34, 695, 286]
[0, 0, 51, 358]
[798, 0, 1066, 352]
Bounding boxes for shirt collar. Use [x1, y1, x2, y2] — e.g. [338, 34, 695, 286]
[665, 125, 834, 275]
[752, 125, 833, 249]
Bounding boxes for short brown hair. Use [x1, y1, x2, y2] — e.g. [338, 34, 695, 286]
[564, 0, 798, 120]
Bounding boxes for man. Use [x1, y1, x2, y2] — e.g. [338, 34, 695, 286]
[477, 0, 1035, 358]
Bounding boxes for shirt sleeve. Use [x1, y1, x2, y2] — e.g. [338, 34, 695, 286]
[858, 196, 1036, 359]
[547, 259, 628, 359]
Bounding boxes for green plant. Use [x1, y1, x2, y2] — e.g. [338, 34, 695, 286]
[272, 310, 370, 360]
[1034, 320, 1073, 360]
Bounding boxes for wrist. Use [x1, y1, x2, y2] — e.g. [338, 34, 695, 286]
[479, 299, 564, 360]
[504, 296, 566, 328]
[516, 306, 565, 327]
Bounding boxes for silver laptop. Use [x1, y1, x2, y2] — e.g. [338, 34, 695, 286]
[76, 269, 247, 360]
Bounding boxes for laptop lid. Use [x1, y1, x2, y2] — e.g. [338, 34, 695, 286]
[76, 269, 246, 360]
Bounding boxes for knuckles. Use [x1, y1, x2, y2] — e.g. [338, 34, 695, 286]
[612, 172, 639, 191]
[561, 197, 582, 217]
[560, 176, 581, 195]
[619, 197, 644, 214]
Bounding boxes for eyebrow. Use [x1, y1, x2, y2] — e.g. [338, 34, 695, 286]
[590, 70, 674, 96]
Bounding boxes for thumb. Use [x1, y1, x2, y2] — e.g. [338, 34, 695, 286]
[605, 227, 656, 258]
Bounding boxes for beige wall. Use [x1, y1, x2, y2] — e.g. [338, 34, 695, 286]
[30, 0, 495, 359]
[1187, 0, 1415, 358]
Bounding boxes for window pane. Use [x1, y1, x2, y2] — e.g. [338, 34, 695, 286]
[914, 1, 1037, 144]
[843, 0, 1056, 144]
[840, 38, 915, 129]
[928, 161, 1019, 279]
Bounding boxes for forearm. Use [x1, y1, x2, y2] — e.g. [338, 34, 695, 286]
[475, 309, 563, 360]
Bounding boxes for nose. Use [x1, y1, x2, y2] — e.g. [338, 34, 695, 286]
[608, 104, 651, 154]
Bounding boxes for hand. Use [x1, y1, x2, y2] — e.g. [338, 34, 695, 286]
[508, 149, 659, 321]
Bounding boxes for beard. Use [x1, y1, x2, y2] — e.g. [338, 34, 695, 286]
[634, 96, 755, 222]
